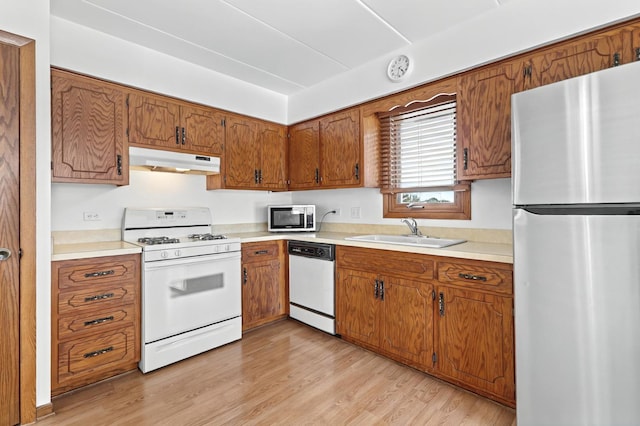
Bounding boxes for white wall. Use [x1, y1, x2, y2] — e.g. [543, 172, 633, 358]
[0, 0, 51, 408]
[50, 16, 288, 124]
[292, 179, 512, 230]
[289, 0, 640, 122]
[51, 171, 292, 231]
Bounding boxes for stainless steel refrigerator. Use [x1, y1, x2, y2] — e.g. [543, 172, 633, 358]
[512, 61, 640, 425]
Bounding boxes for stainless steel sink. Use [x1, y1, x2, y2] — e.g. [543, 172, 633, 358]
[344, 234, 466, 248]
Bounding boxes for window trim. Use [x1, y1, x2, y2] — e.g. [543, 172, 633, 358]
[378, 94, 471, 220]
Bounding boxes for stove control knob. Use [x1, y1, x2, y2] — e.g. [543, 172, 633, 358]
[175, 250, 181, 257]
[161, 251, 168, 259]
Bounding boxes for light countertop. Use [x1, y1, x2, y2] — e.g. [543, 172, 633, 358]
[228, 231, 513, 264]
[51, 231, 512, 264]
[52, 240, 142, 262]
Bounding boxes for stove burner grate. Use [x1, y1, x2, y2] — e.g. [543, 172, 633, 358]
[138, 236, 180, 245]
[188, 233, 227, 241]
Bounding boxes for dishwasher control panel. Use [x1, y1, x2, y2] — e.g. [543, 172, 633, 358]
[288, 241, 334, 261]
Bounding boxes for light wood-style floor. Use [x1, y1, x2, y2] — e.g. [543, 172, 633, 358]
[40, 320, 516, 425]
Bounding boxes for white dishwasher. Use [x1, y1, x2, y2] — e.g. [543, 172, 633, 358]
[288, 240, 335, 334]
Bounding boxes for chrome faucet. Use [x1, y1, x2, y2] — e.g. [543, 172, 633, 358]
[401, 218, 422, 237]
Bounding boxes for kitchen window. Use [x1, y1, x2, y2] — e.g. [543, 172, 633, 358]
[378, 94, 470, 219]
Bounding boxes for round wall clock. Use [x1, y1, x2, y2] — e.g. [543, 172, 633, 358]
[387, 54, 412, 82]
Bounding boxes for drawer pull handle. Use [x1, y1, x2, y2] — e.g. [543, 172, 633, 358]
[254, 250, 269, 255]
[84, 292, 115, 302]
[458, 273, 487, 282]
[84, 269, 115, 278]
[83, 346, 114, 359]
[84, 316, 115, 326]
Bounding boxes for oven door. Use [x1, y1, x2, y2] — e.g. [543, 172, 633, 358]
[142, 252, 241, 343]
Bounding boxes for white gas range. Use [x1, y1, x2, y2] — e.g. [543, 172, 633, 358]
[122, 207, 241, 373]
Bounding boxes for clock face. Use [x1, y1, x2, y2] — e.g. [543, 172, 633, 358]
[387, 55, 411, 81]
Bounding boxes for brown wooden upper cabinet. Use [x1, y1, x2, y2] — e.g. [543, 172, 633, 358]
[288, 107, 363, 190]
[127, 91, 224, 156]
[457, 61, 520, 180]
[522, 27, 626, 91]
[223, 116, 287, 190]
[51, 69, 129, 185]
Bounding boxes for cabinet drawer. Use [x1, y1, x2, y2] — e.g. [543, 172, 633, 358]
[55, 257, 139, 290]
[337, 246, 434, 280]
[57, 284, 136, 316]
[55, 325, 138, 389]
[242, 241, 281, 262]
[437, 261, 513, 295]
[58, 305, 137, 341]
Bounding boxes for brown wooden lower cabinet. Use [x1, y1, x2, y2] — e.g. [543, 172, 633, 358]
[241, 240, 287, 331]
[336, 246, 515, 407]
[51, 254, 141, 396]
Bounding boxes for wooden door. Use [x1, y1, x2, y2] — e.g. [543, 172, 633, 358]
[242, 259, 282, 330]
[51, 70, 128, 185]
[335, 268, 380, 347]
[629, 24, 640, 62]
[0, 33, 21, 426]
[257, 122, 287, 190]
[128, 92, 181, 149]
[435, 286, 515, 402]
[224, 116, 259, 189]
[288, 120, 320, 190]
[0, 30, 36, 426]
[525, 29, 625, 90]
[380, 276, 433, 369]
[319, 108, 361, 187]
[181, 105, 224, 155]
[457, 62, 520, 180]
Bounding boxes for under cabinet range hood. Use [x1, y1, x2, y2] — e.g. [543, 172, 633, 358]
[129, 146, 220, 175]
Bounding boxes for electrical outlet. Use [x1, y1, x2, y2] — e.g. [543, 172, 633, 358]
[83, 212, 101, 221]
[333, 208, 341, 216]
[350, 207, 361, 219]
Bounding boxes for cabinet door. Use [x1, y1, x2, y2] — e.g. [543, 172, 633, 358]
[181, 105, 225, 155]
[242, 259, 283, 330]
[380, 276, 433, 369]
[224, 116, 259, 189]
[288, 120, 320, 190]
[435, 286, 515, 402]
[457, 62, 520, 180]
[320, 108, 361, 187]
[525, 29, 625, 90]
[51, 70, 128, 185]
[335, 268, 380, 347]
[128, 92, 181, 149]
[257, 122, 288, 190]
[630, 24, 640, 62]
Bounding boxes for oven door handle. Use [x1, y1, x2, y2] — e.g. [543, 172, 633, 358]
[144, 251, 240, 270]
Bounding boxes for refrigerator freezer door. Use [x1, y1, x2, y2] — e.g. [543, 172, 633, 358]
[514, 209, 640, 425]
[512, 61, 640, 205]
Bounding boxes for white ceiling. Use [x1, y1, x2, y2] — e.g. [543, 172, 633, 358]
[50, 0, 516, 95]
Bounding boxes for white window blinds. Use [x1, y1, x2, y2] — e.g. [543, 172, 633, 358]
[378, 95, 459, 194]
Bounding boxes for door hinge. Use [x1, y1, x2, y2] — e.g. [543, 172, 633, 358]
[126, 127, 129, 137]
[19, 248, 23, 259]
[432, 290, 436, 301]
[432, 353, 437, 364]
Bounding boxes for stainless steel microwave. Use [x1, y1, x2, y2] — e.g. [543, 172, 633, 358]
[268, 205, 316, 232]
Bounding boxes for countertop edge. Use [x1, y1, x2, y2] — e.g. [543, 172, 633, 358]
[231, 232, 513, 264]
